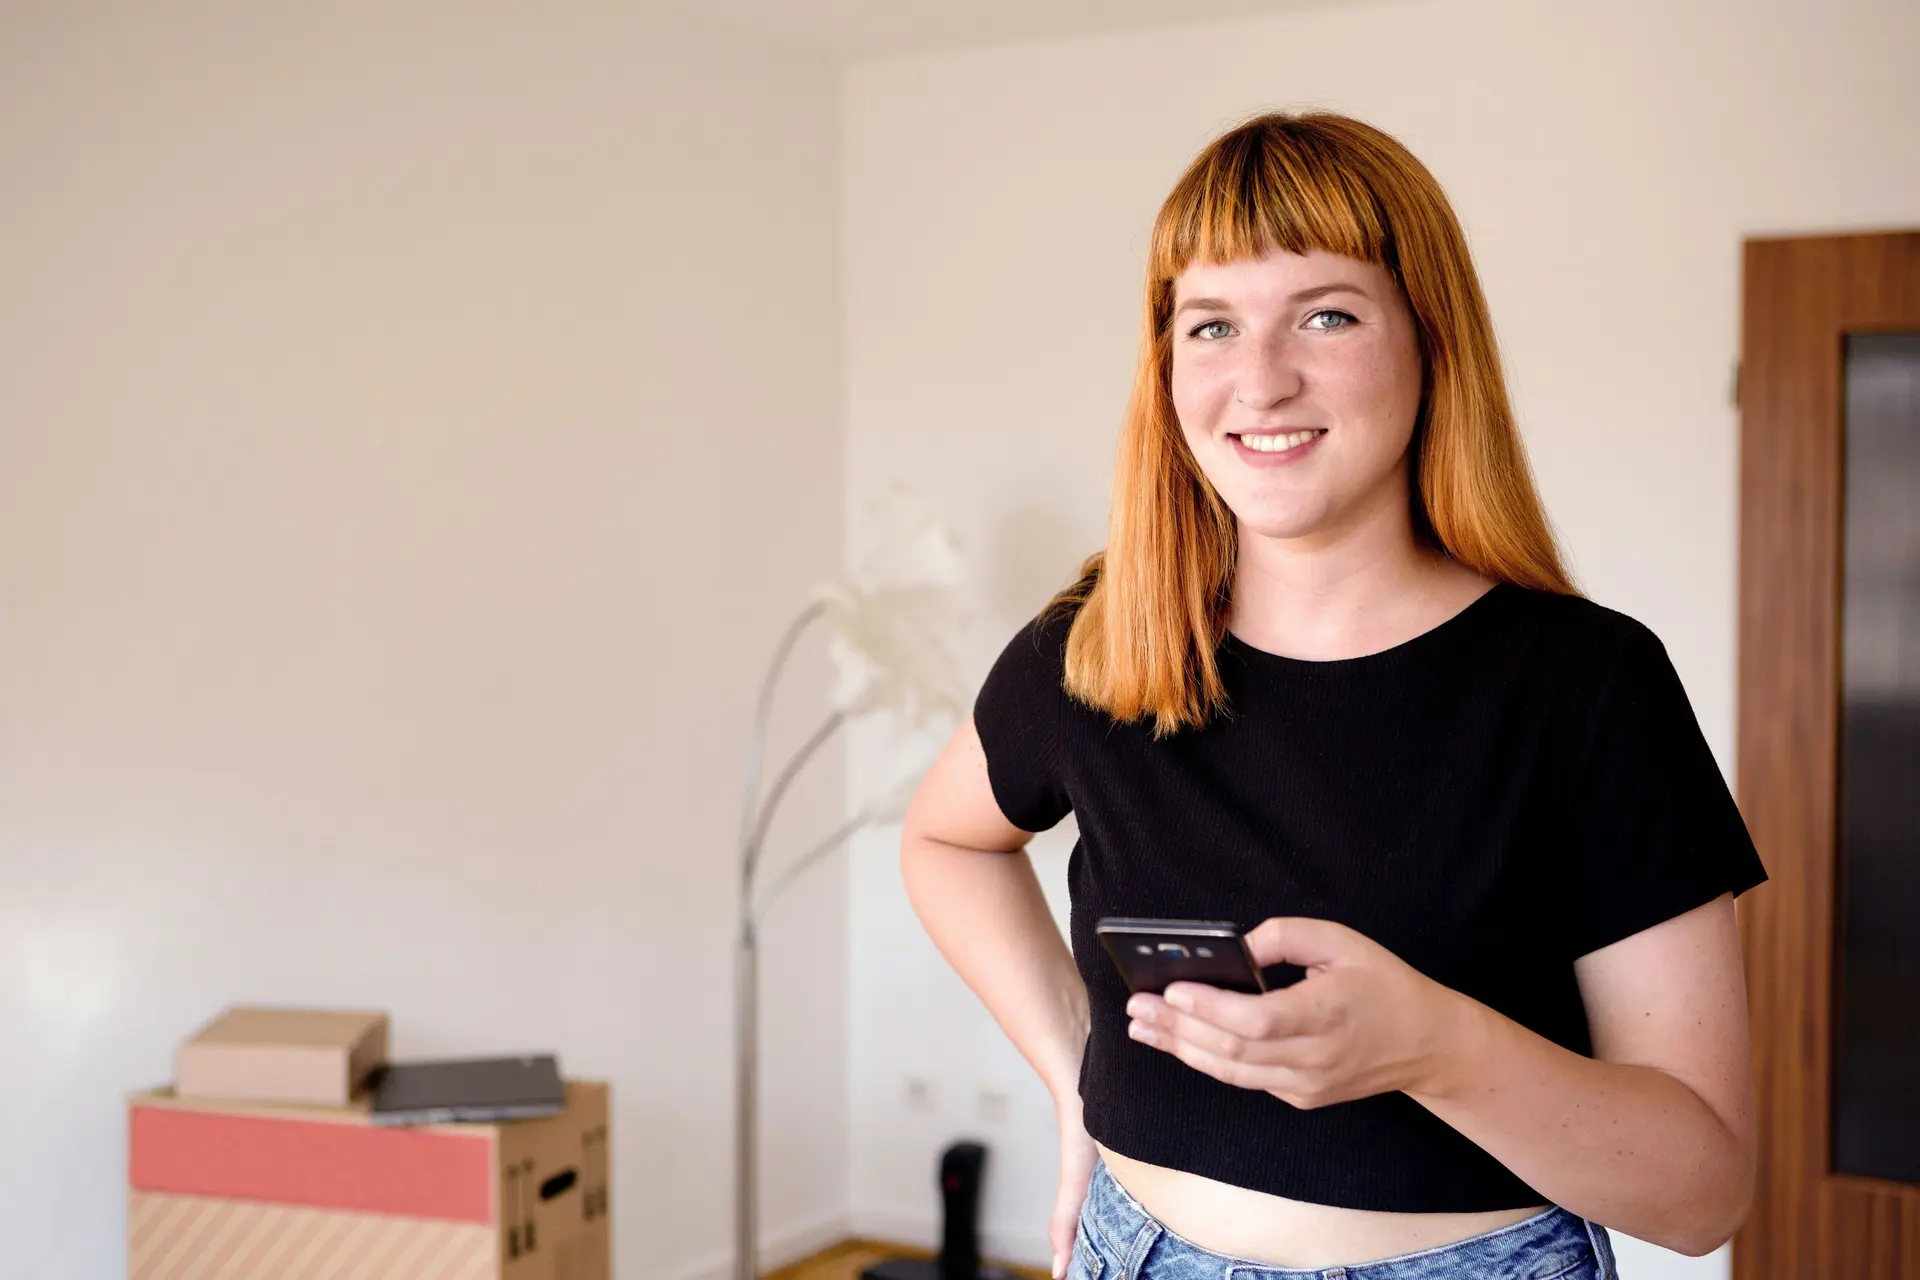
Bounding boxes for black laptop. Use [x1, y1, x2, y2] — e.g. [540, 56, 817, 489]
[368, 1054, 565, 1126]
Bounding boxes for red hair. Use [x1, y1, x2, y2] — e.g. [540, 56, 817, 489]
[1059, 111, 1573, 736]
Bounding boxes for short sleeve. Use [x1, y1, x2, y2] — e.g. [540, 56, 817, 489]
[972, 612, 1074, 833]
[1556, 623, 1769, 959]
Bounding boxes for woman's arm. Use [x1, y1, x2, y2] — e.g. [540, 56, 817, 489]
[901, 716, 1089, 1097]
[900, 717, 1096, 1273]
[1123, 895, 1756, 1256]
[1407, 894, 1756, 1256]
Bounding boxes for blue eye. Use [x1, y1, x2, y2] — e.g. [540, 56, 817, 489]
[1305, 310, 1357, 331]
[1189, 320, 1234, 340]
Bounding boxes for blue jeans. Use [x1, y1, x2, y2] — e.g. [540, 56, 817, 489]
[1072, 1158, 1619, 1280]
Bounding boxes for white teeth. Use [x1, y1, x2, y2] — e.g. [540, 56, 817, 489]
[1237, 430, 1320, 453]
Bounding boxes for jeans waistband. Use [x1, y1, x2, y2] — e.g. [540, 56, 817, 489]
[1077, 1158, 1617, 1280]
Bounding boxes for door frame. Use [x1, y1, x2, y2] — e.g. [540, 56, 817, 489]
[1735, 230, 1920, 1279]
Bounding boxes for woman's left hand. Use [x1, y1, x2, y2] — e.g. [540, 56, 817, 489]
[1125, 916, 1480, 1109]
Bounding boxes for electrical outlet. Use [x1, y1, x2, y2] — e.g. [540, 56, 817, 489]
[977, 1087, 1010, 1122]
[904, 1075, 936, 1111]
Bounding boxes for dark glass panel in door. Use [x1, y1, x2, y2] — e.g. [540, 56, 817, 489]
[1834, 331, 1920, 1184]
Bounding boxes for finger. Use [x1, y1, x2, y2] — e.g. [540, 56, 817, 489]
[1243, 915, 1355, 969]
[1149, 983, 1318, 1042]
[1049, 1224, 1073, 1279]
[1049, 1193, 1083, 1278]
[1162, 1030, 1344, 1108]
[1142, 1020, 1289, 1092]
[1129, 1000, 1298, 1064]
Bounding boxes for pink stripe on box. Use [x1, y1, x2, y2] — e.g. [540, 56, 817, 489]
[130, 1106, 493, 1224]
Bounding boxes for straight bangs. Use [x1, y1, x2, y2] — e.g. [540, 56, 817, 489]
[1150, 127, 1394, 297]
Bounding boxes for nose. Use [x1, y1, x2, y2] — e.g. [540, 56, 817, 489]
[1231, 332, 1304, 410]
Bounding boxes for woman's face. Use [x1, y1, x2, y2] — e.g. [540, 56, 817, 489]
[1168, 249, 1424, 546]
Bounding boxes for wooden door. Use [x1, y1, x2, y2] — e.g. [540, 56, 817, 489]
[1736, 231, 1920, 1279]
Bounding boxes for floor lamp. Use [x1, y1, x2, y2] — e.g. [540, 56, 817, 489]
[734, 493, 963, 1280]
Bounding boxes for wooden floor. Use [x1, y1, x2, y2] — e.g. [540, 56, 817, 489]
[765, 1239, 1050, 1280]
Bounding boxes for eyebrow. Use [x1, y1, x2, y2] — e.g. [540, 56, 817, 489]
[1172, 283, 1371, 317]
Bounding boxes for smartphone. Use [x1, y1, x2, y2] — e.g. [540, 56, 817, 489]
[1096, 917, 1267, 996]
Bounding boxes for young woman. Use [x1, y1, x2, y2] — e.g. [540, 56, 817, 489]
[899, 113, 1768, 1280]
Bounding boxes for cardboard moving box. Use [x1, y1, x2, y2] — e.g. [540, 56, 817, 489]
[127, 1081, 610, 1280]
[176, 1007, 389, 1108]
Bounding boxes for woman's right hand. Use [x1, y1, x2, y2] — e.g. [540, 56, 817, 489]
[1050, 1097, 1099, 1278]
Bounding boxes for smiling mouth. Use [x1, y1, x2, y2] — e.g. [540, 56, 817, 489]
[1231, 429, 1326, 454]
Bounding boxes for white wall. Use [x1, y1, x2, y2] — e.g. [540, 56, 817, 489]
[842, 0, 1920, 1274]
[0, 6, 846, 1279]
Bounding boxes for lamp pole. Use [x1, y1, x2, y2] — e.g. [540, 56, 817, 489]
[730, 516, 959, 1280]
[734, 914, 760, 1280]
[735, 602, 869, 1280]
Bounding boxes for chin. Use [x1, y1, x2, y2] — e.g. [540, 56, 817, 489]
[1225, 501, 1332, 544]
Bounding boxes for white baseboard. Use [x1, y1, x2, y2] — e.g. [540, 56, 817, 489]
[847, 1209, 1052, 1272]
[659, 1209, 853, 1280]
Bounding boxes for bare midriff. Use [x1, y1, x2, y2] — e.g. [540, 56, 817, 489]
[1096, 1143, 1552, 1270]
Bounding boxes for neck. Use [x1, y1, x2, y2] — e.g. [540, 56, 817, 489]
[1228, 481, 1483, 662]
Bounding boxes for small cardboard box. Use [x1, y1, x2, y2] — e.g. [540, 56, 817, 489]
[127, 1080, 610, 1280]
[176, 1006, 388, 1108]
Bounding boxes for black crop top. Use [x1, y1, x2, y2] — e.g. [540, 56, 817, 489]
[972, 583, 1769, 1213]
